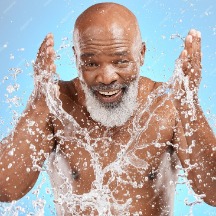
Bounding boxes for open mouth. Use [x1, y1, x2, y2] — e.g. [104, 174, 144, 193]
[95, 88, 124, 103]
[99, 89, 120, 96]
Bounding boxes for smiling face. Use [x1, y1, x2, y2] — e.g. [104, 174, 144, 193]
[73, 3, 145, 127]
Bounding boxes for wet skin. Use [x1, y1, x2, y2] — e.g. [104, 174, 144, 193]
[53, 20, 179, 213]
[39, 26, 213, 214]
[50, 77, 180, 215]
[52, 12, 179, 214]
[0, 3, 215, 216]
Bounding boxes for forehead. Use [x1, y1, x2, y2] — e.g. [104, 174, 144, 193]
[78, 40, 134, 58]
[78, 23, 135, 40]
[86, 22, 127, 37]
[74, 24, 137, 54]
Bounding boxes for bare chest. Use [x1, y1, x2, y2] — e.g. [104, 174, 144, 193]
[48, 124, 178, 215]
[49, 98, 178, 214]
[52, 111, 175, 191]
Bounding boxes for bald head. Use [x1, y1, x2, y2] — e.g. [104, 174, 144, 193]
[73, 2, 142, 49]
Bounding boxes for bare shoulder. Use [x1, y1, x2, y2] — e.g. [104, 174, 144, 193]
[138, 77, 177, 119]
[55, 78, 89, 127]
[138, 76, 163, 94]
[58, 79, 76, 100]
[57, 79, 80, 108]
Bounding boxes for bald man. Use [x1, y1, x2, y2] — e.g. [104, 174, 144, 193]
[0, 2, 215, 216]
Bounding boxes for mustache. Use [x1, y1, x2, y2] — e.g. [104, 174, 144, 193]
[91, 82, 129, 92]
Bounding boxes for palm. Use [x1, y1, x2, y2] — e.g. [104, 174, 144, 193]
[34, 33, 56, 92]
[179, 29, 202, 92]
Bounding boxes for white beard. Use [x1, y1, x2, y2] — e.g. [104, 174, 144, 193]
[80, 77, 139, 128]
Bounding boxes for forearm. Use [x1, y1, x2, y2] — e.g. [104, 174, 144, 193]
[176, 101, 216, 205]
[0, 99, 55, 202]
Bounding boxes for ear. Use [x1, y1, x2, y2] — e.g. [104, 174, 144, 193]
[140, 42, 146, 66]
[72, 46, 76, 58]
[72, 46, 78, 66]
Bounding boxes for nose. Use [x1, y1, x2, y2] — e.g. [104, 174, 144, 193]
[95, 65, 119, 85]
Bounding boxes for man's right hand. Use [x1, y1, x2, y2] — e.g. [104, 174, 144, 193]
[34, 33, 56, 95]
[0, 34, 57, 202]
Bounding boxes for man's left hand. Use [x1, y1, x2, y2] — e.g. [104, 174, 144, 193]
[179, 29, 202, 93]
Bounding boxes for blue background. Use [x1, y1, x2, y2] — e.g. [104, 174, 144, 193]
[0, 0, 215, 215]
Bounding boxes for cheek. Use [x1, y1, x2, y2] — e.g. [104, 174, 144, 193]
[80, 71, 96, 86]
[119, 63, 140, 81]
[77, 63, 95, 85]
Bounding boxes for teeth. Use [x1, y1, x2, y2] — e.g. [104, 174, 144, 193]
[99, 89, 120, 96]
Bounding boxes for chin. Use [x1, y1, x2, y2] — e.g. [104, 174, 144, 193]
[80, 78, 139, 128]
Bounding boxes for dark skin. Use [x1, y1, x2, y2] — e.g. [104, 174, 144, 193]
[0, 3, 215, 215]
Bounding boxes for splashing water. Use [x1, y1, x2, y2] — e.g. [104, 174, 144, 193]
[16, 58, 198, 215]
[0, 54, 208, 215]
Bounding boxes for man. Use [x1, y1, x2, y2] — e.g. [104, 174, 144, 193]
[0, 2, 215, 215]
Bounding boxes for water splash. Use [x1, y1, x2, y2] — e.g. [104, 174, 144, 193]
[0, 49, 209, 215]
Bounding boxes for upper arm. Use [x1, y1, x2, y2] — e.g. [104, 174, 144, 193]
[0, 101, 55, 202]
[172, 112, 216, 206]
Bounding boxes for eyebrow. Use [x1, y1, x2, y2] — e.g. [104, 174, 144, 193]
[80, 51, 129, 58]
[109, 51, 129, 56]
[80, 53, 95, 58]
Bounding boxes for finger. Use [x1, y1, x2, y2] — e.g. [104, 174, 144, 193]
[34, 33, 55, 76]
[46, 46, 55, 61]
[38, 34, 54, 59]
[188, 29, 201, 59]
[189, 30, 202, 76]
[193, 30, 201, 61]
[179, 49, 187, 60]
[185, 30, 202, 87]
[50, 63, 56, 73]
[179, 48, 190, 75]
[194, 30, 201, 50]
[46, 36, 54, 47]
[184, 34, 193, 57]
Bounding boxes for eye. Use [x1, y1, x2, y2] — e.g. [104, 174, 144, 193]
[118, 60, 129, 63]
[85, 62, 99, 67]
[113, 60, 130, 67]
[81, 60, 99, 68]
